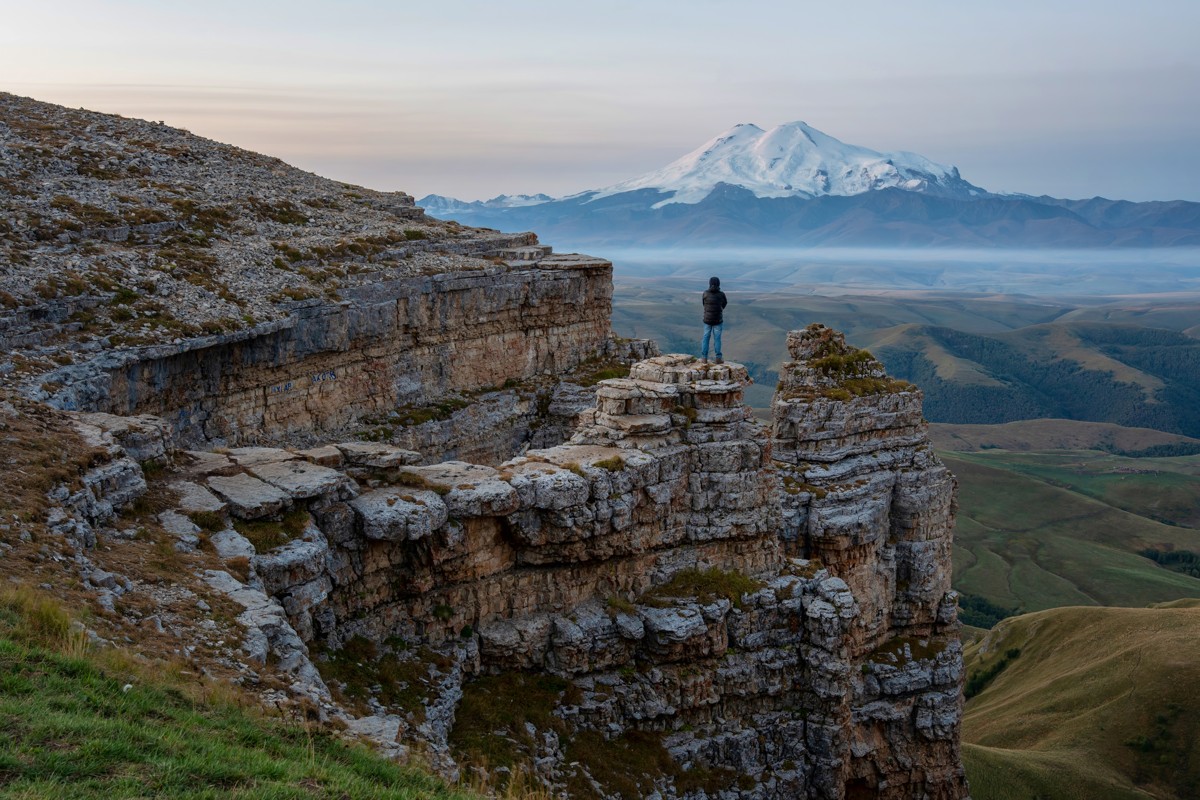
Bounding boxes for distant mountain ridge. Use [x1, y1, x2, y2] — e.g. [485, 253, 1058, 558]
[418, 122, 1200, 247]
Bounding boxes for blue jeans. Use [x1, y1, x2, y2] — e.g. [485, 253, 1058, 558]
[701, 323, 723, 359]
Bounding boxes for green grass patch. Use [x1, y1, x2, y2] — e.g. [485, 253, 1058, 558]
[188, 510, 227, 533]
[449, 672, 569, 769]
[643, 568, 763, 609]
[233, 508, 309, 553]
[564, 730, 736, 800]
[592, 455, 625, 472]
[385, 400, 470, 428]
[317, 636, 450, 721]
[867, 636, 949, 666]
[605, 595, 636, 616]
[0, 589, 476, 800]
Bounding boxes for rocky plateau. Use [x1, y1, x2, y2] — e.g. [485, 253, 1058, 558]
[0, 94, 969, 799]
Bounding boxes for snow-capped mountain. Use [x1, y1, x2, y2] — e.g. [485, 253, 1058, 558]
[590, 122, 985, 206]
[416, 122, 1200, 248]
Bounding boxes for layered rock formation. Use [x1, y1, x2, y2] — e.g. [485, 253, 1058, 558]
[40, 250, 616, 450]
[1, 94, 633, 457]
[119, 333, 968, 799]
[3, 95, 966, 799]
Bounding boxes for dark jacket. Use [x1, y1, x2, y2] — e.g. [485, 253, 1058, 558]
[702, 287, 727, 325]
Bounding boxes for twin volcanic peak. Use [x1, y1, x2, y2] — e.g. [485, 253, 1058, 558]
[419, 121, 1200, 247]
[421, 120, 986, 214]
[589, 121, 985, 205]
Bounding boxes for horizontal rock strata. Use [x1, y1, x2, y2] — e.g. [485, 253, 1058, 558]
[138, 340, 965, 799]
[38, 253, 613, 449]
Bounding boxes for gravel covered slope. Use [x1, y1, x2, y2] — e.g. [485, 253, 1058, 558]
[0, 92, 531, 382]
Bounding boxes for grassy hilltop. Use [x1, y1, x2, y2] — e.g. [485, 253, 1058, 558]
[962, 600, 1200, 800]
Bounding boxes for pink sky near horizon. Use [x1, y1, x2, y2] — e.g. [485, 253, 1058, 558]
[4, 1, 1200, 202]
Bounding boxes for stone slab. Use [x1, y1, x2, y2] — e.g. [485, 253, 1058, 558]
[207, 473, 291, 519]
[336, 442, 422, 468]
[248, 460, 353, 499]
[296, 445, 345, 468]
[170, 480, 227, 514]
[227, 447, 302, 467]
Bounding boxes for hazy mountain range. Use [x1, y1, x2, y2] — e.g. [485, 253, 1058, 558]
[419, 122, 1200, 248]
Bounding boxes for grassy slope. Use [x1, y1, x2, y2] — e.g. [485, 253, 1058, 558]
[930, 419, 1200, 454]
[0, 591, 478, 800]
[962, 601, 1200, 800]
[944, 450, 1200, 612]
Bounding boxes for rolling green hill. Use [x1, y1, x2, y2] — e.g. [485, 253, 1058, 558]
[962, 601, 1200, 800]
[931, 419, 1200, 457]
[873, 323, 1200, 437]
[945, 449, 1200, 615]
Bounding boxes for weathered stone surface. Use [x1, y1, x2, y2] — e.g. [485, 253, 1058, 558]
[170, 480, 227, 514]
[297, 445, 345, 467]
[203, 570, 330, 704]
[228, 447, 302, 467]
[76, 412, 171, 463]
[350, 488, 448, 541]
[335, 442, 422, 468]
[210, 529, 256, 560]
[34, 259, 615, 451]
[157, 511, 201, 551]
[207, 473, 291, 519]
[247, 459, 356, 500]
[639, 601, 729, 661]
[180, 450, 240, 477]
[478, 615, 553, 670]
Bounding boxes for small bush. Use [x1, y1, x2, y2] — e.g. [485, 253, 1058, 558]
[965, 647, 1021, 698]
[593, 455, 625, 472]
[188, 511, 226, 532]
[605, 595, 637, 616]
[233, 508, 307, 553]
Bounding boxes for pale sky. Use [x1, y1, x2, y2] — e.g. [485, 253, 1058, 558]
[4, 1, 1199, 201]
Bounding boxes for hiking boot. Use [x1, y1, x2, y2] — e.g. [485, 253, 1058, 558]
[715, 357, 724, 364]
[701, 357, 709, 364]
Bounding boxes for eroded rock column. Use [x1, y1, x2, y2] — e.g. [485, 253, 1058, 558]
[771, 324, 968, 800]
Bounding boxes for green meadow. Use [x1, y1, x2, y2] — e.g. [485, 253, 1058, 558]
[944, 447, 1200, 614]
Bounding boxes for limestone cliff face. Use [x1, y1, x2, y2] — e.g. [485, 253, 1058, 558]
[1, 95, 626, 458]
[40, 251, 615, 450]
[4, 94, 965, 797]
[145, 334, 967, 799]
[771, 325, 965, 797]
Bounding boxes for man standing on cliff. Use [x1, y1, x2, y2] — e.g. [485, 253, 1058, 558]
[701, 276, 728, 364]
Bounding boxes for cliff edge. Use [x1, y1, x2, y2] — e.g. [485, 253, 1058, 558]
[0, 94, 967, 799]
[9, 332, 966, 799]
